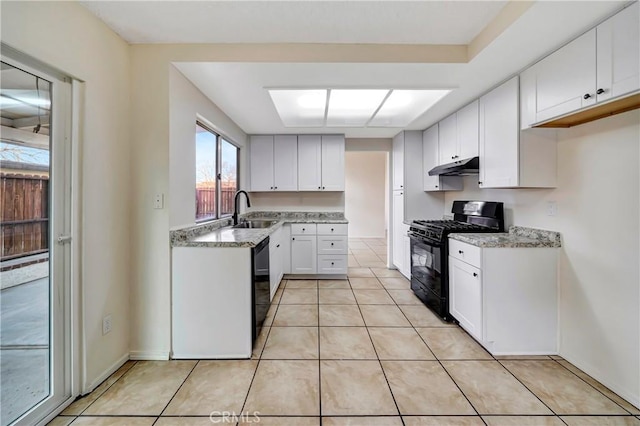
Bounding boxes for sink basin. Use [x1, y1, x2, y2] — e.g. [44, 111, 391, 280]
[232, 220, 277, 229]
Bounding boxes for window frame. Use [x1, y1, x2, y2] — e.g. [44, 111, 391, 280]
[195, 120, 240, 223]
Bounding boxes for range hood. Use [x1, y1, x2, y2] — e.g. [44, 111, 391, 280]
[428, 156, 479, 176]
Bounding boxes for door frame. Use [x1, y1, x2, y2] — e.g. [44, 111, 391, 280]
[1, 44, 82, 426]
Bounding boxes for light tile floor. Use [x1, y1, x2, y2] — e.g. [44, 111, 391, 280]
[51, 238, 640, 426]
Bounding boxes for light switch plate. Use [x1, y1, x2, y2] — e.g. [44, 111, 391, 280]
[102, 314, 112, 335]
[546, 201, 557, 216]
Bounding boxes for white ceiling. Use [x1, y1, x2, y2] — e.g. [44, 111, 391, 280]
[81, 1, 507, 45]
[81, 1, 628, 138]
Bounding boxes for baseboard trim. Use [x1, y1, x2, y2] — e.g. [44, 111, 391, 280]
[560, 351, 640, 410]
[84, 352, 129, 395]
[129, 350, 170, 361]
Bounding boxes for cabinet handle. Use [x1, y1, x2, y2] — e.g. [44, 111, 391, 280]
[583, 93, 592, 99]
[318, 186, 321, 189]
[400, 185, 403, 188]
[473, 272, 478, 277]
[276, 244, 280, 248]
[302, 228, 305, 231]
[331, 242, 334, 246]
[331, 262, 334, 265]
[596, 88, 605, 95]
[458, 250, 463, 254]
[435, 185, 438, 188]
[270, 186, 273, 189]
[331, 228, 334, 231]
[292, 237, 295, 241]
[478, 181, 483, 185]
[322, 186, 325, 190]
[274, 186, 278, 189]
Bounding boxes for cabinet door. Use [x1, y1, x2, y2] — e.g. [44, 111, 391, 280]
[321, 135, 345, 191]
[273, 135, 298, 191]
[449, 256, 482, 341]
[535, 29, 596, 123]
[422, 125, 440, 191]
[402, 234, 411, 280]
[438, 114, 457, 164]
[596, 2, 640, 102]
[392, 190, 404, 270]
[456, 100, 479, 160]
[392, 132, 404, 190]
[479, 77, 519, 188]
[290, 235, 317, 274]
[249, 136, 274, 191]
[298, 135, 322, 191]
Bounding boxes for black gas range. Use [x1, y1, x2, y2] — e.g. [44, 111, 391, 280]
[408, 201, 504, 321]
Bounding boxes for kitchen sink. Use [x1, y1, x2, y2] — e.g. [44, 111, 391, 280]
[232, 220, 277, 229]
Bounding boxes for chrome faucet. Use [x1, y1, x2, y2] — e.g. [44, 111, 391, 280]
[233, 190, 251, 225]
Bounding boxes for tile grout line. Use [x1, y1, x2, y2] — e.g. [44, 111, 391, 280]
[317, 279, 322, 426]
[157, 359, 200, 418]
[550, 357, 636, 415]
[74, 360, 138, 417]
[348, 273, 405, 425]
[375, 272, 487, 425]
[238, 281, 285, 420]
[495, 358, 572, 422]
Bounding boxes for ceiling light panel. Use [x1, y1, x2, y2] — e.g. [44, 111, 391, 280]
[369, 89, 451, 127]
[269, 89, 326, 127]
[326, 89, 388, 127]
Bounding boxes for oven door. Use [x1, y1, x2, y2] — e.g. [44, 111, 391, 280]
[409, 235, 443, 295]
[409, 234, 449, 319]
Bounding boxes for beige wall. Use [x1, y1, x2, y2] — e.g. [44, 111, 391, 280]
[1, 1, 131, 391]
[345, 151, 387, 238]
[444, 110, 640, 406]
[169, 66, 247, 229]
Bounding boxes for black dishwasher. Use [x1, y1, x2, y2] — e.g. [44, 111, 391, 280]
[252, 236, 270, 342]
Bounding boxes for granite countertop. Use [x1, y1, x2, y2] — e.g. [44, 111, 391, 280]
[449, 226, 562, 248]
[171, 211, 348, 248]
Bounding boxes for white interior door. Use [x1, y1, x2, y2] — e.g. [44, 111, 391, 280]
[0, 56, 73, 425]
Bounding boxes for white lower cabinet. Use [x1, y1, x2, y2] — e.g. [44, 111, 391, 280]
[448, 238, 558, 355]
[401, 234, 411, 280]
[269, 226, 284, 300]
[288, 222, 348, 275]
[449, 257, 482, 341]
[290, 235, 317, 274]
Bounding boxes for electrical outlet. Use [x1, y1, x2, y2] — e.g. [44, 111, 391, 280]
[102, 314, 112, 335]
[547, 201, 557, 217]
[154, 193, 164, 209]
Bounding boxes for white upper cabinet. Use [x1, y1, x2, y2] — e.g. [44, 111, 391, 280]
[320, 135, 345, 191]
[422, 125, 440, 191]
[479, 77, 520, 188]
[533, 29, 597, 124]
[297, 135, 322, 191]
[437, 101, 479, 165]
[422, 124, 463, 192]
[249, 135, 275, 191]
[298, 134, 345, 191]
[480, 76, 557, 188]
[521, 3, 639, 128]
[596, 2, 640, 103]
[456, 100, 480, 160]
[250, 135, 298, 191]
[392, 132, 404, 190]
[273, 135, 298, 191]
[438, 113, 457, 164]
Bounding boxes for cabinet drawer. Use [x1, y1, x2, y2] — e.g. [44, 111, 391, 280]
[291, 223, 317, 235]
[448, 239, 481, 268]
[318, 236, 348, 255]
[318, 255, 347, 274]
[317, 223, 348, 235]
